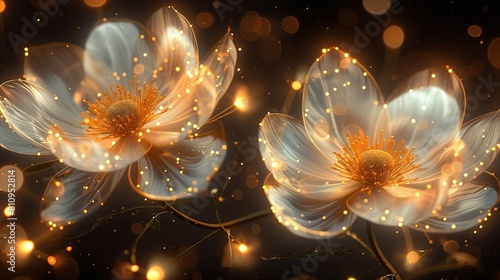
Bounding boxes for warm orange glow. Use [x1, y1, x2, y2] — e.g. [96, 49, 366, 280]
[196, 12, 213, 28]
[19, 240, 35, 253]
[467, 25, 482, 37]
[130, 264, 140, 272]
[282, 16, 299, 34]
[488, 37, 500, 69]
[291, 80, 302, 91]
[84, 0, 107, 8]
[362, 0, 390, 15]
[238, 243, 248, 253]
[47, 256, 57, 266]
[146, 266, 164, 280]
[406, 251, 419, 264]
[383, 26, 405, 49]
[0, 1, 5, 13]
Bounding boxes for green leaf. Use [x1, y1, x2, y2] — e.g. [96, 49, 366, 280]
[149, 217, 161, 231]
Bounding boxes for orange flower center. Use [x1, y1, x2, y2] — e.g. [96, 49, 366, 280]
[81, 80, 167, 139]
[331, 130, 421, 192]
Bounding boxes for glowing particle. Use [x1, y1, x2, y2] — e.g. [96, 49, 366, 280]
[238, 244, 248, 253]
[20, 240, 35, 253]
[291, 80, 302, 90]
[406, 251, 419, 264]
[146, 266, 164, 280]
[47, 256, 57, 266]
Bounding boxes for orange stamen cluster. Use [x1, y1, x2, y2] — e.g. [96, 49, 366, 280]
[331, 130, 421, 192]
[81, 80, 167, 139]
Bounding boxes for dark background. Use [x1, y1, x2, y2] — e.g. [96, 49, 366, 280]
[0, 0, 499, 279]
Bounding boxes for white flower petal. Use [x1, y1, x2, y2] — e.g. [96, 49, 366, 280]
[259, 113, 360, 200]
[0, 81, 84, 152]
[264, 174, 357, 238]
[347, 180, 449, 226]
[412, 110, 500, 184]
[303, 48, 385, 161]
[144, 66, 217, 146]
[200, 30, 237, 101]
[84, 21, 158, 88]
[455, 110, 500, 183]
[47, 128, 151, 172]
[41, 167, 125, 224]
[130, 121, 226, 200]
[146, 6, 198, 93]
[385, 68, 464, 163]
[414, 183, 498, 233]
[0, 113, 50, 155]
[23, 43, 100, 112]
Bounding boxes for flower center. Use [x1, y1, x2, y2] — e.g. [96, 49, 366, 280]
[106, 100, 140, 133]
[359, 150, 394, 184]
[82, 80, 167, 139]
[331, 130, 420, 192]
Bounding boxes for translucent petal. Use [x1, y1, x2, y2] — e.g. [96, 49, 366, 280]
[0, 81, 84, 152]
[454, 110, 500, 183]
[23, 43, 100, 112]
[47, 127, 151, 172]
[303, 48, 385, 161]
[0, 113, 50, 155]
[143, 66, 217, 146]
[347, 180, 449, 226]
[259, 113, 360, 200]
[413, 183, 498, 233]
[385, 73, 463, 163]
[146, 6, 199, 93]
[129, 121, 226, 200]
[41, 167, 125, 224]
[84, 21, 158, 88]
[412, 110, 500, 184]
[200, 30, 237, 101]
[264, 174, 357, 238]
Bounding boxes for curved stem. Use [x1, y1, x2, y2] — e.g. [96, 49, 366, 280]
[161, 202, 272, 229]
[367, 222, 402, 280]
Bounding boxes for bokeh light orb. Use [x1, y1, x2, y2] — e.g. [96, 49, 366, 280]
[282, 16, 299, 34]
[467, 25, 482, 37]
[362, 0, 390, 15]
[83, 0, 106, 8]
[196, 12, 214, 28]
[487, 37, 500, 69]
[383, 26, 404, 49]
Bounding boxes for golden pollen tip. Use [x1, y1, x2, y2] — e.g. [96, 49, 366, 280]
[359, 150, 394, 184]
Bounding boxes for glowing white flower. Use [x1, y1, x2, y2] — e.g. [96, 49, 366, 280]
[0, 7, 236, 224]
[259, 48, 499, 238]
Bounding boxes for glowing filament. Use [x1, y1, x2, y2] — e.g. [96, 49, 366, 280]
[331, 130, 420, 193]
[82, 80, 167, 139]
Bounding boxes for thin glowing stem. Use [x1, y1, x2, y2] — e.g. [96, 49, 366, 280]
[402, 226, 414, 252]
[161, 202, 272, 229]
[166, 228, 222, 268]
[207, 104, 239, 123]
[367, 223, 402, 280]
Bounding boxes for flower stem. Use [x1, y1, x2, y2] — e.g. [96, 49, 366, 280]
[367, 222, 402, 280]
[161, 201, 272, 229]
